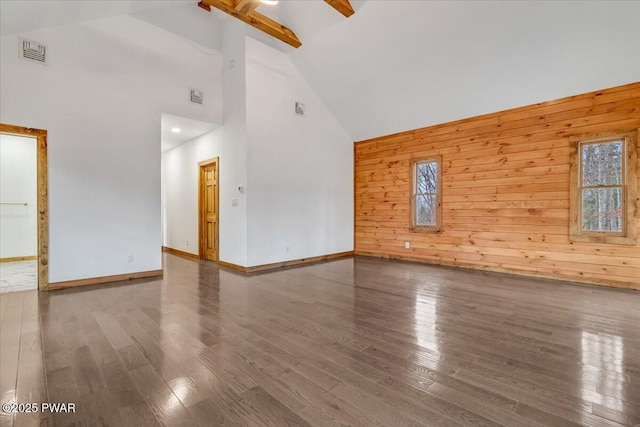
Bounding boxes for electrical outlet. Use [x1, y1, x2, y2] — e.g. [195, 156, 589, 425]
[286, 246, 290, 253]
[127, 254, 134, 263]
[232, 198, 238, 207]
[405, 242, 410, 249]
[186, 240, 189, 247]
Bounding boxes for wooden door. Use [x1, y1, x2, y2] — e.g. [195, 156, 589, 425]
[199, 158, 219, 261]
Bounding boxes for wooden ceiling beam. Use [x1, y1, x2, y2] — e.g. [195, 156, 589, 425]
[199, 0, 302, 48]
[324, 0, 354, 17]
[234, 0, 260, 15]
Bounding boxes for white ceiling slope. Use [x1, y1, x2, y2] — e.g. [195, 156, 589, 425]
[0, 0, 193, 36]
[290, 1, 640, 141]
[132, 3, 223, 52]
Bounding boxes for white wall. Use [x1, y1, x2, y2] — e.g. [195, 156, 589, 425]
[0, 135, 37, 258]
[245, 37, 353, 266]
[218, 19, 249, 267]
[0, 15, 221, 282]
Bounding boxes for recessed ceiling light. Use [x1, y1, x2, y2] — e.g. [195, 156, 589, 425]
[171, 127, 181, 134]
[261, 0, 279, 5]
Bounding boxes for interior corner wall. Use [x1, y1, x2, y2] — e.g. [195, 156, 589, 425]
[0, 134, 37, 259]
[0, 16, 220, 282]
[217, 19, 248, 267]
[245, 37, 354, 266]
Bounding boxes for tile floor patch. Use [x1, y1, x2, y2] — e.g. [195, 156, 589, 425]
[0, 260, 37, 293]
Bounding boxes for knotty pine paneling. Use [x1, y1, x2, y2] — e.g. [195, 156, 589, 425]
[355, 82, 640, 289]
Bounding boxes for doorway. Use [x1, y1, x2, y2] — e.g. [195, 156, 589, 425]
[0, 124, 48, 291]
[199, 157, 219, 262]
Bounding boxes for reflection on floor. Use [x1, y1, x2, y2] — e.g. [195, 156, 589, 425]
[1, 254, 639, 426]
[0, 260, 37, 293]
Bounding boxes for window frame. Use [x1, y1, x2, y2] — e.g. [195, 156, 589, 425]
[410, 156, 442, 233]
[569, 129, 637, 245]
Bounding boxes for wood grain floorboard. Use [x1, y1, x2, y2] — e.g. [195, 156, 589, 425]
[14, 292, 48, 427]
[240, 386, 311, 427]
[0, 293, 23, 427]
[0, 292, 11, 330]
[1, 254, 639, 426]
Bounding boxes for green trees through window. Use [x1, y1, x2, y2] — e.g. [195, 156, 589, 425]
[580, 140, 623, 232]
[570, 129, 637, 245]
[411, 156, 442, 232]
[416, 161, 438, 226]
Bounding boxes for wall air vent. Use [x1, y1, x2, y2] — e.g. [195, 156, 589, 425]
[190, 88, 204, 105]
[19, 38, 47, 64]
[295, 102, 305, 116]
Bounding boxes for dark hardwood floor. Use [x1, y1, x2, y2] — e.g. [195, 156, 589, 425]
[1, 254, 639, 426]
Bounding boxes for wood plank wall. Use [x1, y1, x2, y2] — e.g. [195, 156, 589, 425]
[355, 82, 640, 290]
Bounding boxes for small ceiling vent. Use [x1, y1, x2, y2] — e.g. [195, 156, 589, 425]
[19, 38, 47, 64]
[190, 88, 203, 105]
[295, 102, 305, 116]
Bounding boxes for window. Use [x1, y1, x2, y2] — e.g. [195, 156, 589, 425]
[411, 156, 442, 232]
[570, 130, 637, 245]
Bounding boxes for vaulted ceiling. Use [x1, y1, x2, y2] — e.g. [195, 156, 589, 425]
[2, 1, 639, 142]
[290, 1, 640, 140]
